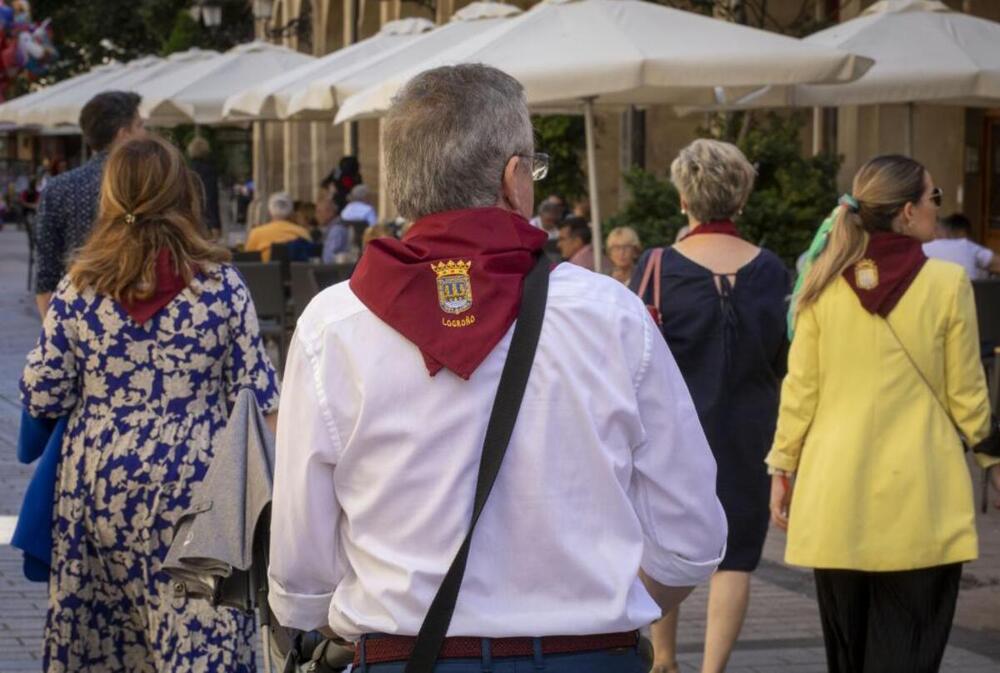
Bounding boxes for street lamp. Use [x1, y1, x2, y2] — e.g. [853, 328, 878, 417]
[189, 1, 223, 28]
[252, 0, 274, 21]
[202, 3, 223, 27]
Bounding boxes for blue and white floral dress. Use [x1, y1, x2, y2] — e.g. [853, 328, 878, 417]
[20, 264, 280, 672]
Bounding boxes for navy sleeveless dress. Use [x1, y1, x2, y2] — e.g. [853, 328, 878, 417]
[632, 246, 790, 571]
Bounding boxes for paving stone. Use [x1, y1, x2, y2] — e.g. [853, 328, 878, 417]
[1, 227, 998, 672]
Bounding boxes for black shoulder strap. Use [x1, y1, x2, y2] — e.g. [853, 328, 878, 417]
[404, 254, 550, 673]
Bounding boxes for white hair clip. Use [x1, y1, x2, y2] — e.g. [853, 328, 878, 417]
[124, 213, 136, 225]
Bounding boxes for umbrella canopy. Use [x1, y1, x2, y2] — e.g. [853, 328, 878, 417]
[788, 0, 1000, 107]
[334, 0, 871, 122]
[333, 0, 870, 270]
[222, 18, 435, 121]
[0, 61, 125, 125]
[7, 50, 222, 127]
[285, 1, 522, 119]
[139, 41, 315, 126]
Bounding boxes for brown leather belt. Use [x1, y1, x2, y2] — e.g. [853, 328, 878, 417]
[354, 631, 639, 666]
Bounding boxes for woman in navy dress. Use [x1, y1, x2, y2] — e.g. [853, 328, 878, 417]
[20, 135, 280, 672]
[632, 139, 789, 673]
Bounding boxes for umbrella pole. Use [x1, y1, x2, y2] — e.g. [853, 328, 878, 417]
[905, 102, 914, 157]
[583, 98, 602, 273]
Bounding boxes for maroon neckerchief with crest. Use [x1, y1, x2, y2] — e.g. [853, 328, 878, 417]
[120, 249, 190, 324]
[681, 220, 743, 240]
[843, 231, 927, 317]
[349, 207, 547, 380]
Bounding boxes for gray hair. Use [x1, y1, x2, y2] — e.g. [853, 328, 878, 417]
[348, 184, 371, 203]
[670, 139, 756, 223]
[267, 191, 294, 220]
[383, 64, 534, 220]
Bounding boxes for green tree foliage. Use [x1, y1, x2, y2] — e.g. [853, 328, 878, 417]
[607, 112, 840, 265]
[532, 114, 586, 204]
[604, 169, 686, 250]
[31, 0, 253, 83]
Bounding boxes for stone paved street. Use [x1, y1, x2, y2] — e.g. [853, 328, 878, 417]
[0, 227, 998, 672]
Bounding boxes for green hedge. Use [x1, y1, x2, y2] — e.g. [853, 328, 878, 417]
[606, 112, 840, 265]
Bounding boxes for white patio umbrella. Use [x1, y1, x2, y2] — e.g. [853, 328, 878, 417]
[786, 0, 1000, 154]
[221, 18, 435, 121]
[335, 0, 871, 269]
[138, 41, 315, 126]
[284, 1, 522, 119]
[9, 50, 222, 128]
[0, 61, 124, 125]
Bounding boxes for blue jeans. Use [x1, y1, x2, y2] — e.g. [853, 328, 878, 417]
[354, 638, 646, 673]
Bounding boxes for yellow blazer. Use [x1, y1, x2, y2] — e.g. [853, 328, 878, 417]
[767, 259, 997, 571]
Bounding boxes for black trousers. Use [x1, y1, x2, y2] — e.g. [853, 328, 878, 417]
[813, 564, 962, 673]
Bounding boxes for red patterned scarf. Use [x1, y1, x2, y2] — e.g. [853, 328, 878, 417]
[350, 207, 547, 379]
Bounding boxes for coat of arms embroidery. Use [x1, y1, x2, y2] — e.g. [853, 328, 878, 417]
[431, 260, 473, 315]
[855, 258, 879, 290]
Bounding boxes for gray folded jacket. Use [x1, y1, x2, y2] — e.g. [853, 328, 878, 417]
[163, 387, 275, 603]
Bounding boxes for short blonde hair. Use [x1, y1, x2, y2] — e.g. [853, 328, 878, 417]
[670, 139, 755, 223]
[606, 226, 641, 250]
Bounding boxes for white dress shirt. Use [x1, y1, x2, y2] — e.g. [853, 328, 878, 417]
[341, 201, 378, 226]
[269, 263, 727, 638]
[923, 238, 995, 280]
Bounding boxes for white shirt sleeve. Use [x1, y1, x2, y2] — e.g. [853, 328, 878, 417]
[628, 312, 728, 586]
[973, 242, 994, 272]
[268, 334, 345, 631]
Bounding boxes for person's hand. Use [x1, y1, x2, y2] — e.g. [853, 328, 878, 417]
[990, 465, 1000, 510]
[650, 661, 680, 673]
[770, 473, 793, 531]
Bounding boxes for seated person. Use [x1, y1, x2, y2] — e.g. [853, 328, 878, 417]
[923, 213, 1000, 280]
[341, 184, 378, 227]
[558, 216, 609, 272]
[320, 193, 351, 264]
[245, 192, 312, 262]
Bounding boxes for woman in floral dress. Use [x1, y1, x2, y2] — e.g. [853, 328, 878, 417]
[20, 134, 280, 672]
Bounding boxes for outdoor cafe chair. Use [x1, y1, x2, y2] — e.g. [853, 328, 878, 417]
[972, 278, 1000, 514]
[311, 263, 355, 291]
[232, 250, 263, 262]
[290, 262, 321, 323]
[234, 261, 287, 370]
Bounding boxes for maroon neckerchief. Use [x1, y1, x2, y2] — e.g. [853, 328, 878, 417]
[682, 220, 743, 239]
[350, 207, 547, 380]
[843, 231, 927, 317]
[119, 249, 190, 324]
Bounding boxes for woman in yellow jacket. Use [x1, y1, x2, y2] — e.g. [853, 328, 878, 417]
[767, 155, 1000, 673]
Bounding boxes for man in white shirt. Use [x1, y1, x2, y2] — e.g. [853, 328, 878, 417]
[340, 183, 378, 226]
[529, 197, 563, 239]
[923, 213, 999, 280]
[269, 64, 727, 673]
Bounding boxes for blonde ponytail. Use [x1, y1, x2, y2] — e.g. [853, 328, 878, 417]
[794, 155, 926, 316]
[795, 208, 869, 314]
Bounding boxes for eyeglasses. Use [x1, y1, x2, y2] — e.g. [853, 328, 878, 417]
[929, 187, 943, 208]
[516, 152, 550, 181]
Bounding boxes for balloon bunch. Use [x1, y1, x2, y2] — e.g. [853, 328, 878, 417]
[0, 1, 57, 101]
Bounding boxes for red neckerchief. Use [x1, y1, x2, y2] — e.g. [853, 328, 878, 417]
[120, 249, 189, 324]
[682, 220, 743, 239]
[843, 231, 927, 317]
[350, 207, 547, 380]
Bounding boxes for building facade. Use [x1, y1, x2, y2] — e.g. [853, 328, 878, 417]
[255, 0, 1000, 254]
